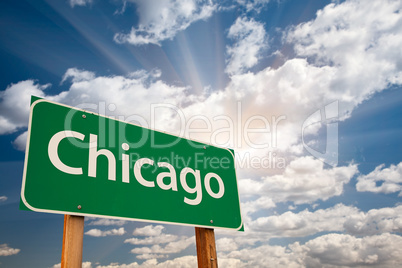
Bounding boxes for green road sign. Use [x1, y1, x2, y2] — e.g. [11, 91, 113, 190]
[21, 97, 243, 230]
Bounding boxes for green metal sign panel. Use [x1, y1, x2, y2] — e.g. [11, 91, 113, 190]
[21, 98, 242, 230]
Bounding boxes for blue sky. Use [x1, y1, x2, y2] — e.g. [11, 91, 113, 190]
[1, 0, 402, 267]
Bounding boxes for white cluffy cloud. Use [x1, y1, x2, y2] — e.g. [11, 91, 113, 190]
[0, 68, 188, 151]
[0, 244, 20, 256]
[0, 80, 47, 135]
[132, 225, 165, 236]
[87, 218, 127, 226]
[85, 227, 126, 237]
[249, 203, 358, 237]
[91, 231, 402, 267]
[0, 196, 7, 202]
[356, 162, 402, 195]
[216, 237, 239, 252]
[239, 156, 358, 205]
[226, 17, 267, 75]
[95, 256, 197, 267]
[287, 0, 402, 114]
[344, 205, 402, 236]
[236, 0, 270, 13]
[130, 236, 194, 257]
[126, 225, 194, 260]
[52, 261, 92, 268]
[299, 233, 402, 268]
[69, 0, 92, 8]
[125, 234, 178, 245]
[61, 68, 96, 83]
[247, 204, 402, 238]
[114, 0, 216, 45]
[226, 232, 402, 268]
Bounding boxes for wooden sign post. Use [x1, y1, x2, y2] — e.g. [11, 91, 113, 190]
[195, 227, 218, 268]
[61, 215, 85, 268]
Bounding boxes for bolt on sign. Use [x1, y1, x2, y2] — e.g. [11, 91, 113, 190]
[20, 97, 243, 231]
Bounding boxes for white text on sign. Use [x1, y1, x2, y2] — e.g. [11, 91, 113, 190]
[48, 130, 225, 205]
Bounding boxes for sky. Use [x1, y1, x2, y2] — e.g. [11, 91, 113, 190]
[1, 0, 402, 267]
